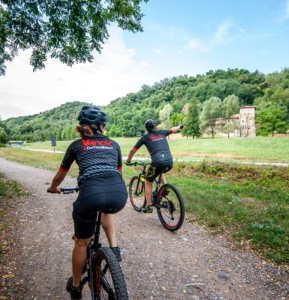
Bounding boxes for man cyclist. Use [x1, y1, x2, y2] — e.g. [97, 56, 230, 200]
[126, 119, 182, 213]
[48, 106, 127, 300]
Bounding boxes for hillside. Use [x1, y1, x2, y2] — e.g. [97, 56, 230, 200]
[2, 68, 289, 141]
[3, 101, 90, 142]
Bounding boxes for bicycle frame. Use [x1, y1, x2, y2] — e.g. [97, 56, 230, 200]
[132, 161, 166, 208]
[50, 187, 112, 299]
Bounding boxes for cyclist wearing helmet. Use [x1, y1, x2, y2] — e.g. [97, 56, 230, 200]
[126, 119, 183, 213]
[48, 106, 127, 300]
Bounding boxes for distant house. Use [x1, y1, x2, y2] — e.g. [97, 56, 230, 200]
[215, 106, 258, 137]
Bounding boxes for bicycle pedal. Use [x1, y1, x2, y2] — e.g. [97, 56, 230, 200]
[80, 276, 88, 286]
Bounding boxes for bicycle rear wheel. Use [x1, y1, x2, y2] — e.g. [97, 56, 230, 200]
[129, 175, 146, 211]
[156, 183, 185, 231]
[93, 247, 128, 300]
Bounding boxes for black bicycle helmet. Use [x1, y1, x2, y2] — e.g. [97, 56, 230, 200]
[144, 119, 156, 129]
[78, 106, 107, 126]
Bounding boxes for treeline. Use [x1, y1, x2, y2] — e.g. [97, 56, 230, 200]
[104, 68, 289, 137]
[3, 102, 91, 142]
[2, 68, 289, 143]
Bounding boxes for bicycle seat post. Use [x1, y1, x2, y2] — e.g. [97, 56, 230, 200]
[94, 212, 102, 252]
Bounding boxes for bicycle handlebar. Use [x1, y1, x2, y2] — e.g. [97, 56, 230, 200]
[47, 187, 79, 194]
[126, 160, 149, 167]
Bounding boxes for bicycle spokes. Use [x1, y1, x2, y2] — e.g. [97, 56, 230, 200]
[157, 185, 185, 231]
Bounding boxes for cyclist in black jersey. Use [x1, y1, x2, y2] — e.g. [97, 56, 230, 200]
[126, 119, 183, 213]
[48, 106, 127, 300]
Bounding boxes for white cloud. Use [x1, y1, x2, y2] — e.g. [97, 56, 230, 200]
[141, 61, 151, 67]
[184, 38, 210, 52]
[155, 49, 162, 54]
[211, 19, 235, 45]
[0, 26, 153, 120]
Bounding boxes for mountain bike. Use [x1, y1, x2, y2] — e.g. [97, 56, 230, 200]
[48, 187, 129, 300]
[128, 161, 185, 231]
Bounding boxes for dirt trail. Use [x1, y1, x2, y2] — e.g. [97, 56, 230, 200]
[0, 158, 288, 300]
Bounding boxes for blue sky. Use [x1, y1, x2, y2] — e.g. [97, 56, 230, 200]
[125, 0, 289, 79]
[0, 0, 289, 119]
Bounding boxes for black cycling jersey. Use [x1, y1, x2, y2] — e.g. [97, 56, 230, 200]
[134, 130, 173, 163]
[60, 133, 122, 183]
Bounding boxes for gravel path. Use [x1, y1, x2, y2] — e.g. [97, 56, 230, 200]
[0, 158, 288, 300]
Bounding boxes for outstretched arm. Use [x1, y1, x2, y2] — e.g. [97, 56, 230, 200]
[126, 147, 138, 164]
[170, 122, 183, 134]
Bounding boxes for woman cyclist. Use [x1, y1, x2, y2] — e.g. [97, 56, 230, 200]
[48, 106, 127, 300]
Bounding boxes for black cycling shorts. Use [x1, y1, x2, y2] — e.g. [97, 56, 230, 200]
[73, 173, 127, 239]
[145, 161, 173, 183]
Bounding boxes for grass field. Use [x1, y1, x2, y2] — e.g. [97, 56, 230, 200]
[24, 136, 289, 163]
[1, 147, 289, 263]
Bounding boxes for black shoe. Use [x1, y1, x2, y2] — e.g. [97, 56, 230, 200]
[66, 277, 82, 300]
[111, 246, 122, 261]
[141, 205, 153, 213]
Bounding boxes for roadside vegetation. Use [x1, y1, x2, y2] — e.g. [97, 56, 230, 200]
[24, 136, 289, 163]
[1, 148, 288, 263]
[0, 173, 29, 297]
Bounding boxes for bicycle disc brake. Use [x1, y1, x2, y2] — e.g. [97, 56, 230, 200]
[168, 200, 176, 220]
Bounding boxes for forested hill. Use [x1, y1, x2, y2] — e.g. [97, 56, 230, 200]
[104, 68, 289, 137]
[2, 68, 289, 141]
[3, 101, 90, 142]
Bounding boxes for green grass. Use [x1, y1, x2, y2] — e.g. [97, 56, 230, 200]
[24, 135, 289, 163]
[1, 148, 289, 263]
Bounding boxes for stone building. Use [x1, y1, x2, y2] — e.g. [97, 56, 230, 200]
[234, 106, 257, 137]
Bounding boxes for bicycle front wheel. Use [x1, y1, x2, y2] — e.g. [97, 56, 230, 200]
[156, 183, 185, 231]
[129, 175, 146, 211]
[93, 247, 128, 300]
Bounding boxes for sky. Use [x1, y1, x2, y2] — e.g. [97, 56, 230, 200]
[1, 0, 289, 120]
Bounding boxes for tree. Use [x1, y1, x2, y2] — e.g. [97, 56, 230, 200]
[61, 127, 69, 140]
[170, 113, 185, 126]
[0, 0, 149, 75]
[200, 97, 223, 138]
[181, 97, 201, 139]
[159, 103, 173, 129]
[256, 105, 288, 136]
[56, 127, 63, 140]
[0, 128, 9, 145]
[220, 119, 240, 138]
[222, 94, 239, 137]
[108, 124, 121, 138]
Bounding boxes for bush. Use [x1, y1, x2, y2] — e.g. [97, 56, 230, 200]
[0, 129, 9, 144]
[0, 143, 6, 147]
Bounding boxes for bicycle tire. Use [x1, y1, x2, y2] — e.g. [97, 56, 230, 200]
[156, 183, 185, 231]
[92, 247, 128, 300]
[129, 175, 146, 211]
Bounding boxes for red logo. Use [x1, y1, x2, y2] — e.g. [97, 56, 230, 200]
[150, 135, 163, 140]
[82, 139, 112, 146]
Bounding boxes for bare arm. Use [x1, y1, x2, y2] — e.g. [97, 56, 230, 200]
[119, 168, 124, 178]
[170, 125, 182, 134]
[126, 147, 138, 164]
[48, 170, 67, 194]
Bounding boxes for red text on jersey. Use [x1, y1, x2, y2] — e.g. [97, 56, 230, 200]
[82, 139, 112, 147]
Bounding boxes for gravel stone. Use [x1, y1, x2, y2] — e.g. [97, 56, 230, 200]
[0, 158, 289, 300]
